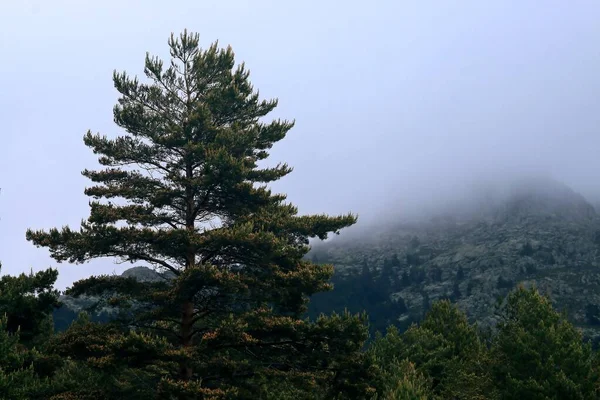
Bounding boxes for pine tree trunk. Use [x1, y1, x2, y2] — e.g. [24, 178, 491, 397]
[180, 158, 195, 381]
[180, 299, 194, 380]
[180, 238, 195, 379]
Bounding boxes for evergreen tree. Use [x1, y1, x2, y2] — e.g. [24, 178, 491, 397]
[372, 301, 495, 399]
[0, 266, 60, 348]
[26, 31, 370, 398]
[381, 361, 431, 400]
[492, 286, 599, 399]
[0, 314, 49, 400]
[368, 327, 432, 399]
[48, 312, 175, 399]
[416, 301, 494, 399]
[0, 268, 65, 399]
[376, 257, 393, 291]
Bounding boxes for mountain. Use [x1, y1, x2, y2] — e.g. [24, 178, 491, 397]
[53, 177, 600, 344]
[307, 177, 600, 343]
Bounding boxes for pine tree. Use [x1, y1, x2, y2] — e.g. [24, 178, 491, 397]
[416, 301, 494, 399]
[368, 327, 432, 399]
[377, 257, 393, 291]
[492, 286, 599, 399]
[26, 31, 369, 398]
[0, 266, 60, 348]
[0, 314, 48, 400]
[372, 301, 495, 399]
[0, 268, 64, 399]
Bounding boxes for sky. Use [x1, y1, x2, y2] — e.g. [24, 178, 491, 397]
[1, 0, 600, 289]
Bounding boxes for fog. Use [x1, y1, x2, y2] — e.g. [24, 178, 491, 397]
[1, 1, 600, 289]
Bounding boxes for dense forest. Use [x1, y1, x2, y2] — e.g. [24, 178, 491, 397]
[2, 32, 600, 399]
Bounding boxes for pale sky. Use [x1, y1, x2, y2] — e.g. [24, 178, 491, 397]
[1, 1, 600, 289]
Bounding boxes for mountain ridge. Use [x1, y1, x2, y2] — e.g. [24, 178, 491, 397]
[308, 177, 600, 342]
[54, 177, 600, 344]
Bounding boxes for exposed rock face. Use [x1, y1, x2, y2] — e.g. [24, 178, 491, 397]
[121, 266, 175, 282]
[310, 177, 600, 343]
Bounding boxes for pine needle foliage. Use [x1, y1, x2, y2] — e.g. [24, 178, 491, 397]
[26, 31, 370, 398]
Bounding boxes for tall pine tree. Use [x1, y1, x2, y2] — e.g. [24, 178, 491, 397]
[26, 31, 371, 398]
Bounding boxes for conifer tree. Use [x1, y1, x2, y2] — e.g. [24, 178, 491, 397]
[0, 315, 48, 400]
[0, 268, 63, 399]
[0, 266, 60, 348]
[372, 301, 495, 399]
[492, 286, 599, 399]
[26, 31, 370, 398]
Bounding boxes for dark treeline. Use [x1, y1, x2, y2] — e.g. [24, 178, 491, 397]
[308, 254, 416, 336]
[3, 267, 600, 399]
[2, 31, 599, 399]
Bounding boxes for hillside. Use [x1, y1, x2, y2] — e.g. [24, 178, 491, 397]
[53, 177, 600, 344]
[307, 177, 600, 342]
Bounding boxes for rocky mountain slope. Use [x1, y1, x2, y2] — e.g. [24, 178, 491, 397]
[53, 177, 600, 344]
[308, 177, 600, 343]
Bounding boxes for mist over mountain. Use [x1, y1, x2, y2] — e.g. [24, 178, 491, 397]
[332, 174, 598, 239]
[55, 175, 600, 344]
[306, 175, 600, 342]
